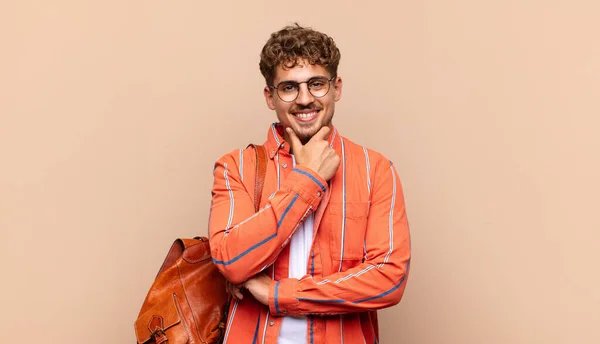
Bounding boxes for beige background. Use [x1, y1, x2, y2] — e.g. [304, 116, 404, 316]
[1, 0, 599, 343]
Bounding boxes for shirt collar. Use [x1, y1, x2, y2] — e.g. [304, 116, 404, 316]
[263, 123, 339, 159]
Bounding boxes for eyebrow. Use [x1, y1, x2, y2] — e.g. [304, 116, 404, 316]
[276, 75, 329, 84]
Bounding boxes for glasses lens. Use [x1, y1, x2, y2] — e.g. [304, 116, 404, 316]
[308, 78, 331, 98]
[277, 82, 299, 102]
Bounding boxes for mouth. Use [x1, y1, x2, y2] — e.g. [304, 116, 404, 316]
[291, 109, 320, 123]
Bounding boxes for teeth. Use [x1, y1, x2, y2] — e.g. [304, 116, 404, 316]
[296, 111, 317, 119]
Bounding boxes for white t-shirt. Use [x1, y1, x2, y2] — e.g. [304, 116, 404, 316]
[278, 156, 314, 344]
[277, 213, 313, 344]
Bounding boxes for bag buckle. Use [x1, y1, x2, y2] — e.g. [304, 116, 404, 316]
[148, 315, 168, 344]
[151, 329, 168, 344]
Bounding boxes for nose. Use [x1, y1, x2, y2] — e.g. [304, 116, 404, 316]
[295, 83, 315, 106]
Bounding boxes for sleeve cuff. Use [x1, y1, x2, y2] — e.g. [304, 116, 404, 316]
[281, 166, 328, 209]
[269, 278, 299, 316]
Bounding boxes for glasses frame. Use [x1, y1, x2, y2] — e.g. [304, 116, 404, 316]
[268, 76, 336, 103]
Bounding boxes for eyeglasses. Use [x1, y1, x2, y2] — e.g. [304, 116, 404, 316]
[269, 76, 336, 102]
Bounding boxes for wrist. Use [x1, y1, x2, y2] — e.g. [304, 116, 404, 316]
[298, 164, 324, 180]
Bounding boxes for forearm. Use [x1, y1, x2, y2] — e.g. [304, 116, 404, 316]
[209, 156, 327, 284]
[268, 255, 410, 316]
[210, 190, 314, 284]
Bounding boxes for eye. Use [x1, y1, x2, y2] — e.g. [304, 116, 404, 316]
[309, 79, 328, 89]
[280, 83, 298, 92]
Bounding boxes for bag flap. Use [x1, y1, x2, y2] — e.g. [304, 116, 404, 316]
[156, 238, 210, 277]
[134, 294, 181, 343]
[156, 240, 185, 278]
[182, 239, 212, 263]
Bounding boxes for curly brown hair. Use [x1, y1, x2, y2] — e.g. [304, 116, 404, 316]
[259, 23, 341, 86]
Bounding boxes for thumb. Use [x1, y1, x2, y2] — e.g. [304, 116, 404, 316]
[310, 126, 331, 142]
[286, 127, 303, 152]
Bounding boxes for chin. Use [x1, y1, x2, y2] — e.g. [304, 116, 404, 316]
[303, 130, 328, 144]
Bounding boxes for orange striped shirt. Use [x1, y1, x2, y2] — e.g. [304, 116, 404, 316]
[208, 123, 411, 344]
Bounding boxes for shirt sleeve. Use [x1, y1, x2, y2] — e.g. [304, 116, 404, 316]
[208, 149, 328, 285]
[268, 158, 411, 316]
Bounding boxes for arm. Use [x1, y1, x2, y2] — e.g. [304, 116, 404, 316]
[208, 149, 327, 285]
[267, 159, 411, 316]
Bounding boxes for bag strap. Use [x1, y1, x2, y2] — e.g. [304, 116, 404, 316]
[248, 144, 268, 212]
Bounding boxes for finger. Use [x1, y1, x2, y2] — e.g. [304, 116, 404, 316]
[327, 149, 340, 159]
[233, 287, 244, 300]
[258, 273, 271, 281]
[229, 283, 243, 300]
[227, 281, 237, 296]
[310, 126, 331, 142]
[286, 127, 303, 151]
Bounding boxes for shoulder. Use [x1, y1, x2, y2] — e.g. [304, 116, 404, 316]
[212, 146, 258, 172]
[339, 135, 394, 171]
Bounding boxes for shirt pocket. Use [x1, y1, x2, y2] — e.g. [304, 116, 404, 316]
[327, 201, 370, 261]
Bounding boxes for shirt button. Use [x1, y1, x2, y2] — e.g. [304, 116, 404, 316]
[269, 321, 275, 326]
[317, 191, 322, 197]
[282, 163, 288, 168]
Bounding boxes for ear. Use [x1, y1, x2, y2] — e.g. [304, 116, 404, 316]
[264, 86, 276, 110]
[333, 77, 343, 102]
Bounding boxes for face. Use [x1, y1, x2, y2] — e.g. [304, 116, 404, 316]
[264, 60, 343, 144]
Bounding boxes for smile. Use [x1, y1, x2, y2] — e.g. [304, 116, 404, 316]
[293, 110, 319, 122]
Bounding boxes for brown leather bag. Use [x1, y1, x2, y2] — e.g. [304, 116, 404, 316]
[134, 144, 268, 344]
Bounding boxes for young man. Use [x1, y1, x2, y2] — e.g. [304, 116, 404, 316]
[208, 24, 411, 344]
